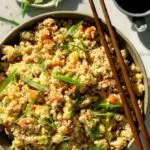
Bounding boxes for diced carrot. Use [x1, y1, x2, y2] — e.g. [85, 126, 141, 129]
[59, 119, 65, 125]
[12, 103, 17, 108]
[51, 61, 62, 67]
[43, 38, 53, 44]
[68, 64, 76, 69]
[108, 94, 119, 104]
[90, 55, 95, 61]
[41, 34, 49, 41]
[32, 105, 37, 110]
[85, 27, 95, 36]
[29, 89, 38, 99]
[70, 85, 77, 93]
[86, 112, 92, 120]
[48, 60, 64, 68]
[50, 96, 62, 102]
[18, 120, 30, 128]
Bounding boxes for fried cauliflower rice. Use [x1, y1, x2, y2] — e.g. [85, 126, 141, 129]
[0, 18, 144, 150]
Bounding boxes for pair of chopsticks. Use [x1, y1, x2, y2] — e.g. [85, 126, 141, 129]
[89, 0, 150, 149]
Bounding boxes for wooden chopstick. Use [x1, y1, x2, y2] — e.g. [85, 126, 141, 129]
[89, 0, 143, 149]
[99, 0, 150, 148]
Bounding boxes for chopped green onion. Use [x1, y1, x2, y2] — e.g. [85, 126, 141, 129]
[62, 49, 70, 56]
[23, 98, 36, 116]
[87, 125, 104, 141]
[0, 16, 19, 26]
[59, 44, 68, 49]
[89, 146, 103, 150]
[84, 119, 99, 141]
[93, 103, 121, 113]
[59, 41, 88, 56]
[0, 69, 17, 93]
[86, 125, 96, 141]
[60, 43, 88, 52]
[68, 43, 88, 51]
[23, 77, 46, 92]
[38, 60, 46, 72]
[54, 73, 80, 87]
[75, 90, 82, 105]
[37, 135, 48, 145]
[15, 97, 37, 122]
[64, 21, 83, 37]
[78, 38, 87, 49]
[59, 142, 70, 150]
[21, 0, 29, 17]
[38, 118, 57, 130]
[40, 62, 46, 72]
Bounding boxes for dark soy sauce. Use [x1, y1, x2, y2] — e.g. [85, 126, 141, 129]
[116, 0, 150, 13]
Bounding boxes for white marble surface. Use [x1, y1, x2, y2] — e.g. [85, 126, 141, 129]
[0, 0, 150, 149]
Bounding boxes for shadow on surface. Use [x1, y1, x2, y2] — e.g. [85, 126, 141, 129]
[137, 16, 150, 50]
[127, 15, 150, 50]
[113, 0, 150, 50]
[26, 0, 84, 17]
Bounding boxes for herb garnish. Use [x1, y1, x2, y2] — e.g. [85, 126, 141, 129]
[0, 16, 19, 26]
[64, 21, 83, 37]
[0, 69, 17, 93]
[54, 73, 80, 87]
[21, 0, 29, 17]
[23, 77, 46, 92]
[92, 103, 121, 113]
[23, 98, 36, 116]
[38, 59, 46, 72]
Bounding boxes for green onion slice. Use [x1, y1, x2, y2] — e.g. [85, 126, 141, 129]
[23, 77, 46, 92]
[0, 69, 17, 93]
[23, 98, 36, 116]
[21, 0, 29, 17]
[54, 73, 80, 87]
[0, 16, 19, 26]
[65, 21, 83, 37]
[93, 103, 121, 113]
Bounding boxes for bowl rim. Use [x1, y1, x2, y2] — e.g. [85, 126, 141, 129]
[0, 11, 149, 150]
[16, 0, 63, 8]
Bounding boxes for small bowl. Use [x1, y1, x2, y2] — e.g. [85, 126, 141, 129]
[17, 0, 63, 8]
[0, 11, 149, 150]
